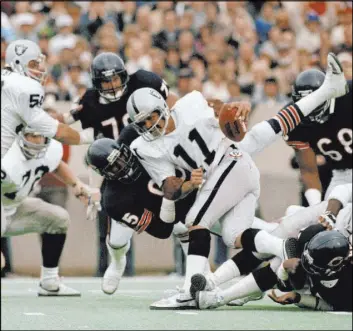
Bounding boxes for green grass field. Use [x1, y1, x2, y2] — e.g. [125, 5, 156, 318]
[1, 276, 351, 330]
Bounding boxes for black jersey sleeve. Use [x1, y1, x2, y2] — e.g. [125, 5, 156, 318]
[74, 89, 97, 129]
[133, 70, 169, 100]
[117, 124, 139, 146]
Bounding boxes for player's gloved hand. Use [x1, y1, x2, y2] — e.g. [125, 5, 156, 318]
[268, 289, 301, 305]
[318, 211, 337, 230]
[72, 180, 101, 205]
[86, 191, 101, 222]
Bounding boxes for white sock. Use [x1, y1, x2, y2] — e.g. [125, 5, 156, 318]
[203, 259, 212, 276]
[220, 273, 262, 304]
[254, 230, 284, 259]
[41, 266, 59, 280]
[296, 87, 329, 117]
[182, 255, 208, 294]
[212, 259, 240, 287]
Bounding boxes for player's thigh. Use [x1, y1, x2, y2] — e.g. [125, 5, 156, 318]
[220, 191, 258, 247]
[186, 153, 260, 229]
[3, 197, 70, 237]
[108, 219, 135, 248]
[335, 203, 352, 240]
[270, 201, 328, 239]
[251, 217, 279, 232]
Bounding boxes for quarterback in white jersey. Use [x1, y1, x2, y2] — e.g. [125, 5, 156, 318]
[1, 127, 98, 296]
[126, 53, 349, 309]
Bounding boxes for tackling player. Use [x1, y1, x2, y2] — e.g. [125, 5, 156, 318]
[1, 127, 97, 296]
[127, 53, 349, 309]
[85, 125, 196, 295]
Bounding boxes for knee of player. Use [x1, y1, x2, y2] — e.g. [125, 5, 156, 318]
[47, 207, 70, 234]
[222, 228, 244, 248]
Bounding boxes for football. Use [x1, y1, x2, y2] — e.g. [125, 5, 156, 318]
[218, 104, 247, 142]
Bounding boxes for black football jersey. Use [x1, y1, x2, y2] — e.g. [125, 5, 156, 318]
[76, 70, 169, 140]
[101, 170, 196, 239]
[286, 80, 352, 170]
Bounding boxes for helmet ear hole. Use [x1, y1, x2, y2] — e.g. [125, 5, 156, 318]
[15, 60, 20, 64]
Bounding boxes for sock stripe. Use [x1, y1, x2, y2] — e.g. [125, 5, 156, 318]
[277, 113, 290, 135]
[280, 109, 295, 131]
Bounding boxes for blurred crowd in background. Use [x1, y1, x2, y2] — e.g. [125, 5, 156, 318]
[1, 1, 352, 108]
[1, 1, 352, 277]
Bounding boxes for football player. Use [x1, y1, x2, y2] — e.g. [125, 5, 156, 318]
[1, 39, 97, 236]
[57, 51, 178, 142]
[127, 53, 349, 309]
[55, 51, 179, 275]
[1, 39, 94, 157]
[191, 182, 352, 309]
[85, 125, 197, 295]
[1, 127, 98, 296]
[285, 68, 352, 206]
[269, 229, 352, 312]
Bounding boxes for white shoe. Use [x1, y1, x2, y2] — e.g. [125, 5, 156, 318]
[38, 277, 80, 297]
[150, 290, 196, 310]
[102, 256, 127, 295]
[190, 273, 216, 299]
[196, 289, 224, 309]
[321, 52, 349, 99]
[227, 292, 265, 306]
[282, 237, 299, 260]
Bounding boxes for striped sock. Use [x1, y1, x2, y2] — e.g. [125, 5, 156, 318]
[273, 104, 304, 136]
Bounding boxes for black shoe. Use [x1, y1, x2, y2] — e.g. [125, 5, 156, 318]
[190, 273, 207, 299]
[283, 237, 299, 260]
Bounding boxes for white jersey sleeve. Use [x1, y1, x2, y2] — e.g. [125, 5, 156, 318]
[327, 183, 352, 207]
[131, 137, 175, 188]
[45, 140, 64, 172]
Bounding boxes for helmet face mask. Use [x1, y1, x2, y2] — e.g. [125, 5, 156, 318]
[18, 127, 50, 159]
[132, 108, 170, 142]
[86, 139, 142, 184]
[91, 53, 130, 102]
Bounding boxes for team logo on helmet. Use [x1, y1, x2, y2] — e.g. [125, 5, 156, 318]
[149, 89, 162, 99]
[15, 44, 28, 56]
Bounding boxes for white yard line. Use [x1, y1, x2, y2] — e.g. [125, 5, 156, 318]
[23, 312, 45, 316]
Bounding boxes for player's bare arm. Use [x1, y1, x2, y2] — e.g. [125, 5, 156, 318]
[166, 91, 179, 109]
[295, 148, 322, 205]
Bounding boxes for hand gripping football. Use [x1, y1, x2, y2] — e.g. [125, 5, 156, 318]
[218, 104, 247, 142]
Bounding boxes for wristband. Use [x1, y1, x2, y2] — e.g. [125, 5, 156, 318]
[304, 188, 322, 206]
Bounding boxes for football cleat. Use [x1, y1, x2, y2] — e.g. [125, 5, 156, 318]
[196, 288, 225, 309]
[320, 52, 349, 99]
[190, 273, 216, 299]
[150, 290, 196, 310]
[226, 292, 265, 306]
[38, 277, 80, 297]
[102, 256, 127, 295]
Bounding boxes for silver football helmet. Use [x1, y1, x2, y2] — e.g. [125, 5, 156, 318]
[18, 127, 50, 159]
[5, 39, 47, 84]
[126, 87, 170, 141]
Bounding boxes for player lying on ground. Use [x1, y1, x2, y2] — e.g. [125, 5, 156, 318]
[1, 127, 99, 296]
[192, 183, 352, 310]
[125, 53, 349, 309]
[85, 125, 197, 295]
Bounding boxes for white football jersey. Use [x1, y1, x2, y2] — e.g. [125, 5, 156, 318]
[131, 91, 234, 187]
[1, 138, 63, 216]
[1, 69, 59, 158]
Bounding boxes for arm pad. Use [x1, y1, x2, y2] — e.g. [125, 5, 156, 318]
[159, 198, 176, 223]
